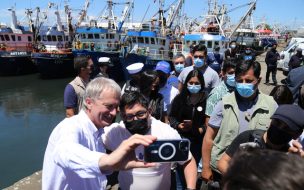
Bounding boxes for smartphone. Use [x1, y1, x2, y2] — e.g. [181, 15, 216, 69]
[144, 139, 190, 162]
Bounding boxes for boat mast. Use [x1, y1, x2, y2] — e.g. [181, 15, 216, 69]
[77, 0, 90, 27]
[229, 0, 257, 38]
[54, 6, 63, 32]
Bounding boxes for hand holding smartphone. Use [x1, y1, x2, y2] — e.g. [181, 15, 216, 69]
[144, 139, 190, 162]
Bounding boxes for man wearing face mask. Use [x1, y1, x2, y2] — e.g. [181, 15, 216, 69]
[201, 60, 277, 182]
[241, 46, 256, 61]
[102, 92, 197, 190]
[168, 54, 186, 89]
[217, 104, 304, 174]
[178, 44, 220, 93]
[224, 41, 238, 60]
[201, 60, 236, 182]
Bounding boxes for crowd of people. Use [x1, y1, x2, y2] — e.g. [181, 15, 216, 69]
[43, 42, 304, 190]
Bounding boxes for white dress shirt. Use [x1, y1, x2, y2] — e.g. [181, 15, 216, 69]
[42, 111, 109, 190]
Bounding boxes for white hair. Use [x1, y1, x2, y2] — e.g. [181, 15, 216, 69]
[82, 77, 121, 110]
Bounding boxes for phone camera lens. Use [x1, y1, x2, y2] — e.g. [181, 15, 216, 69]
[161, 145, 174, 157]
[179, 141, 189, 151]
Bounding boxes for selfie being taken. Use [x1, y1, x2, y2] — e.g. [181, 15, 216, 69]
[2, 1, 304, 190]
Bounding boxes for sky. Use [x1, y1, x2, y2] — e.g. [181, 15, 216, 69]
[0, 0, 303, 30]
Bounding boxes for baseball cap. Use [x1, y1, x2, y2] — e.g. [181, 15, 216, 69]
[271, 104, 304, 132]
[155, 61, 171, 74]
[126, 62, 144, 74]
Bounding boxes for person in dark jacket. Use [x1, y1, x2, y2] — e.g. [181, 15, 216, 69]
[169, 69, 207, 189]
[170, 69, 207, 163]
[288, 48, 303, 71]
[241, 46, 256, 61]
[265, 43, 280, 85]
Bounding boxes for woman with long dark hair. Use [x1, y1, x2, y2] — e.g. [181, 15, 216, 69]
[169, 69, 207, 189]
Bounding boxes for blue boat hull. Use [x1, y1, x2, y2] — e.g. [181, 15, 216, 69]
[32, 52, 75, 79]
[0, 52, 37, 76]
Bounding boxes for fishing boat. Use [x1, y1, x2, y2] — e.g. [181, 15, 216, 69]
[30, 3, 75, 78]
[120, 0, 184, 79]
[0, 8, 36, 76]
[172, 0, 228, 57]
[72, 0, 130, 82]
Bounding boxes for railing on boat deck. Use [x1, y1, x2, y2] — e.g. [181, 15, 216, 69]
[131, 47, 171, 60]
[73, 41, 121, 52]
[0, 42, 33, 52]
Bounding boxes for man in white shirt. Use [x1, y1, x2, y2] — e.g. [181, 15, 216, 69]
[42, 77, 157, 190]
[102, 92, 197, 190]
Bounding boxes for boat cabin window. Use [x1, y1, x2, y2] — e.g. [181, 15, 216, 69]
[81, 33, 86, 39]
[4, 34, 10, 41]
[47, 35, 51, 41]
[199, 41, 205, 45]
[156, 38, 159, 44]
[88, 34, 93, 39]
[207, 41, 212, 48]
[65, 36, 69, 41]
[43, 35, 47, 41]
[161, 39, 165, 46]
[11, 35, 15, 41]
[94, 34, 100, 39]
[138, 37, 144, 43]
[214, 41, 219, 46]
[28, 36, 32, 42]
[132, 37, 136, 43]
[151, 38, 155, 44]
[0, 35, 4, 41]
[145, 37, 149, 44]
[100, 34, 105, 39]
[18, 36, 21, 41]
[58, 36, 63, 41]
[106, 34, 115, 39]
[52, 35, 57, 41]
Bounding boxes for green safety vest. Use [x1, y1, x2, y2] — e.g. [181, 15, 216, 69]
[210, 91, 276, 171]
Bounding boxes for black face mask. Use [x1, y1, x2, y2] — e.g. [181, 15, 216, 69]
[267, 125, 294, 145]
[124, 118, 149, 135]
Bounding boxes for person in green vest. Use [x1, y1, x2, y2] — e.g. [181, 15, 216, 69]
[201, 60, 278, 183]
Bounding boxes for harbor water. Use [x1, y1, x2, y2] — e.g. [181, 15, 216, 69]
[0, 74, 72, 189]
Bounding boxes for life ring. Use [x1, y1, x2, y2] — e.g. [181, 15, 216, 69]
[107, 41, 112, 48]
[57, 42, 63, 49]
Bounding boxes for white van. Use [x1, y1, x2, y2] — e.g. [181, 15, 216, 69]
[277, 40, 304, 75]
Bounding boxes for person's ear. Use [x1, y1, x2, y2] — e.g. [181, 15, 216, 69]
[85, 98, 93, 110]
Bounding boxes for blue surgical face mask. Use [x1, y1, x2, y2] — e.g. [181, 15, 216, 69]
[230, 44, 236, 49]
[174, 63, 184, 73]
[194, 58, 204, 68]
[187, 84, 201, 94]
[226, 74, 236, 87]
[236, 83, 255, 98]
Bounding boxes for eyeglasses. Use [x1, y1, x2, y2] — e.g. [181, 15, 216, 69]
[124, 110, 148, 122]
[193, 55, 204, 59]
